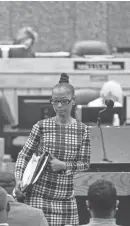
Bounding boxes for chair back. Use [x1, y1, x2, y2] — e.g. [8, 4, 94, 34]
[75, 89, 99, 105]
[71, 40, 110, 57]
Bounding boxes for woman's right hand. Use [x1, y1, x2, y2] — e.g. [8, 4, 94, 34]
[15, 179, 25, 199]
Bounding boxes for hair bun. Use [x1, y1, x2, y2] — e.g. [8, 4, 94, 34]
[59, 73, 69, 83]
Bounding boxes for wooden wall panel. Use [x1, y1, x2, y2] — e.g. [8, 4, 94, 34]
[0, 2, 11, 42]
[10, 1, 39, 50]
[75, 1, 108, 42]
[0, 2, 130, 50]
[10, 1, 76, 52]
[37, 1, 76, 52]
[108, 2, 130, 47]
[74, 172, 130, 196]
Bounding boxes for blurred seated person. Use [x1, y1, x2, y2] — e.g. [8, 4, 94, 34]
[84, 180, 119, 226]
[71, 40, 110, 57]
[13, 26, 38, 57]
[0, 186, 9, 224]
[0, 93, 15, 136]
[112, 47, 118, 55]
[0, 172, 49, 226]
[88, 80, 123, 107]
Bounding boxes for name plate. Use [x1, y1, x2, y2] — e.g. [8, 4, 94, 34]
[74, 61, 124, 70]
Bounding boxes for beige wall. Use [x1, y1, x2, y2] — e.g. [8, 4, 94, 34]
[0, 1, 129, 52]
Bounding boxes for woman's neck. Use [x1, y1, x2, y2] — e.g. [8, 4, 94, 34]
[55, 115, 73, 125]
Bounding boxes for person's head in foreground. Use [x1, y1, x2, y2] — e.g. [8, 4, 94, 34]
[100, 80, 123, 105]
[13, 26, 38, 51]
[51, 73, 75, 121]
[87, 180, 119, 219]
[0, 186, 10, 223]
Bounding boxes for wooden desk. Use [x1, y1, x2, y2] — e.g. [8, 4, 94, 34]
[3, 125, 130, 197]
[0, 161, 130, 197]
[0, 161, 129, 226]
[74, 171, 130, 196]
[4, 125, 130, 162]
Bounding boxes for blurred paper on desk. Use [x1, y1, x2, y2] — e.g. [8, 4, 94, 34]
[22, 152, 50, 192]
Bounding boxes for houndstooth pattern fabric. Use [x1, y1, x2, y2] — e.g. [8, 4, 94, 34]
[15, 118, 91, 226]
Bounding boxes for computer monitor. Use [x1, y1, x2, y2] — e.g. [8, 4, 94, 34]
[116, 47, 130, 53]
[75, 105, 125, 125]
[18, 96, 56, 129]
[0, 45, 27, 58]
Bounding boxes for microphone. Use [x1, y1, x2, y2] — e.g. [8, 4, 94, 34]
[97, 99, 114, 163]
[105, 99, 114, 108]
[99, 99, 114, 115]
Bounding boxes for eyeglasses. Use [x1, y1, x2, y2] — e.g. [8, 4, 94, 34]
[50, 98, 72, 106]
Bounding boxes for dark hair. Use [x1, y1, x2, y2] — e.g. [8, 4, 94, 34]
[88, 180, 117, 218]
[53, 73, 75, 96]
[14, 26, 38, 46]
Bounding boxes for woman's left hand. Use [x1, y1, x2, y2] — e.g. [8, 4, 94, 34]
[50, 154, 66, 172]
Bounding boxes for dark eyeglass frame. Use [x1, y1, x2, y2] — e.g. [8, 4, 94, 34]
[50, 98, 73, 106]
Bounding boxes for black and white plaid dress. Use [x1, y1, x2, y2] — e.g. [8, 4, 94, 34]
[15, 118, 91, 226]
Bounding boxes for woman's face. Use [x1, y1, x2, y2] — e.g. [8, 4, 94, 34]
[52, 87, 75, 117]
[22, 37, 33, 48]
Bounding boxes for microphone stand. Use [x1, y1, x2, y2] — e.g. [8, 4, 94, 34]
[97, 110, 113, 162]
